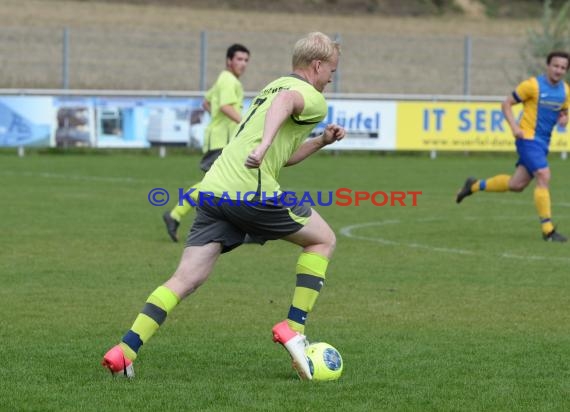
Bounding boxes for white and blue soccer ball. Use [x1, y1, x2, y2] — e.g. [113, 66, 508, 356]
[305, 342, 343, 381]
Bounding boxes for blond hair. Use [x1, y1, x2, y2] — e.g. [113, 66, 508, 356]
[292, 32, 341, 69]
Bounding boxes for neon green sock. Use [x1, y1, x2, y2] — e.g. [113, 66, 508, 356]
[286, 252, 329, 334]
[170, 182, 201, 221]
[120, 285, 180, 361]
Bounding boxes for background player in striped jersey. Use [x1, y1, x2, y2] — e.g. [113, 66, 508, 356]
[457, 51, 570, 242]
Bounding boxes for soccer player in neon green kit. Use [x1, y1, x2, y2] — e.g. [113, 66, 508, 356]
[103, 32, 345, 380]
[163, 43, 250, 242]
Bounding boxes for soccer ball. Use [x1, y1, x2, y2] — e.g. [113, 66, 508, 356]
[305, 342, 343, 381]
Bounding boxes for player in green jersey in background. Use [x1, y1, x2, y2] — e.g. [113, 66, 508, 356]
[163, 43, 250, 242]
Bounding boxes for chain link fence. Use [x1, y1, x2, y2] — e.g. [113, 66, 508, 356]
[0, 27, 528, 95]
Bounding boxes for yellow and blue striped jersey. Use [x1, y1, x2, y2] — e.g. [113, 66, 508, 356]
[513, 74, 569, 144]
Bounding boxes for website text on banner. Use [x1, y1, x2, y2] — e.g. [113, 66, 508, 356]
[396, 101, 569, 152]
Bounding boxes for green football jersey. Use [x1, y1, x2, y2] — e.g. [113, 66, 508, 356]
[203, 70, 244, 152]
[200, 74, 327, 199]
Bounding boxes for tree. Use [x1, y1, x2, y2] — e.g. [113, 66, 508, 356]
[522, 0, 570, 77]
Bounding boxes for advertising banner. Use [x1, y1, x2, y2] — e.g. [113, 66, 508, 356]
[0, 97, 54, 147]
[0, 95, 210, 149]
[2, 94, 567, 153]
[91, 97, 206, 148]
[396, 101, 569, 152]
[314, 100, 397, 150]
[54, 96, 96, 147]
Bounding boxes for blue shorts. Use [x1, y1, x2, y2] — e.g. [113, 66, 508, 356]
[515, 138, 549, 175]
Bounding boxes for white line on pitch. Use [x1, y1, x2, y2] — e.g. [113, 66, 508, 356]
[339, 220, 570, 262]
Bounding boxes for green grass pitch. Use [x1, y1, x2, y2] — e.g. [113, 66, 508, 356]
[1, 151, 569, 411]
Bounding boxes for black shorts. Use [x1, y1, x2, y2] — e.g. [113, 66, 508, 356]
[185, 197, 312, 253]
[199, 149, 223, 173]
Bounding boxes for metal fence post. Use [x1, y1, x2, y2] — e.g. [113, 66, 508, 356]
[463, 35, 471, 95]
[334, 33, 341, 93]
[62, 27, 70, 89]
[200, 31, 207, 91]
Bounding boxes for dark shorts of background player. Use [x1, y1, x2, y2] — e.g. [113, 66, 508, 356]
[199, 149, 223, 173]
[185, 197, 312, 253]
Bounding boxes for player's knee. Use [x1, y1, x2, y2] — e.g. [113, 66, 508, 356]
[534, 172, 550, 187]
[310, 227, 336, 257]
[176, 276, 208, 299]
[535, 172, 546, 179]
[509, 180, 527, 192]
[169, 265, 210, 298]
[324, 228, 336, 255]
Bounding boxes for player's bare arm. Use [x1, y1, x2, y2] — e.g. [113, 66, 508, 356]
[202, 99, 211, 114]
[286, 124, 345, 166]
[245, 90, 304, 168]
[220, 104, 242, 124]
[501, 95, 523, 138]
[558, 109, 569, 127]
